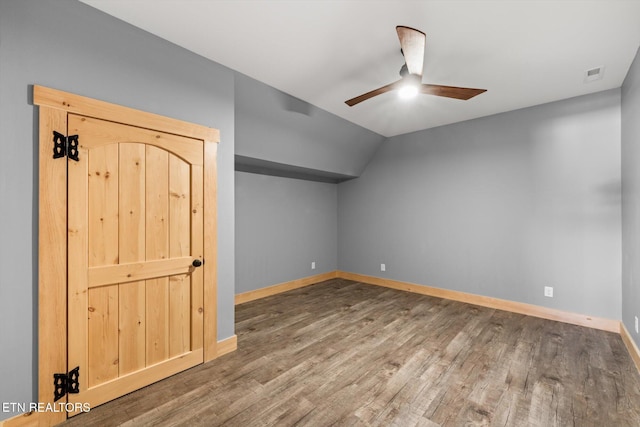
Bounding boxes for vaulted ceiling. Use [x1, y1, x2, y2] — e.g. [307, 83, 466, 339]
[81, 0, 640, 137]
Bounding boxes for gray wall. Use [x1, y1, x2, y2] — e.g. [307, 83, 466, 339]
[233, 72, 376, 295]
[0, 0, 235, 418]
[622, 47, 640, 348]
[235, 73, 385, 177]
[339, 89, 622, 320]
[235, 172, 337, 294]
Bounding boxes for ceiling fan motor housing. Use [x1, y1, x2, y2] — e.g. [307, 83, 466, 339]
[399, 63, 409, 77]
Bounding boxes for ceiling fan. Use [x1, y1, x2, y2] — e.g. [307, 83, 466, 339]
[345, 26, 486, 107]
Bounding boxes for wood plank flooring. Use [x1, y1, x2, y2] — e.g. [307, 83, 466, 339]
[62, 279, 640, 426]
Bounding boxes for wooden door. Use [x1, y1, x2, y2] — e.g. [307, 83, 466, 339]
[66, 114, 205, 411]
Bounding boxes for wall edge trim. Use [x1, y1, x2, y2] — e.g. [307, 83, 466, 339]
[234, 270, 619, 333]
[216, 335, 238, 358]
[0, 411, 39, 427]
[235, 271, 339, 305]
[337, 271, 620, 333]
[620, 322, 640, 373]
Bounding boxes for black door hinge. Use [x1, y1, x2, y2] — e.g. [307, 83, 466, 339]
[53, 131, 79, 161]
[53, 366, 80, 402]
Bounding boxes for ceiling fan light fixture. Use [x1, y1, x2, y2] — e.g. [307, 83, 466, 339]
[344, 26, 486, 107]
[398, 84, 419, 99]
[398, 73, 421, 100]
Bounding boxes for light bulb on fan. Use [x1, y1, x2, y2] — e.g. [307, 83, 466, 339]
[398, 84, 418, 99]
[397, 69, 420, 100]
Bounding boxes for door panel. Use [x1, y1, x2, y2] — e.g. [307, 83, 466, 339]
[87, 286, 119, 388]
[118, 143, 146, 376]
[67, 114, 204, 411]
[86, 142, 120, 388]
[169, 154, 193, 356]
[169, 274, 191, 357]
[145, 145, 169, 365]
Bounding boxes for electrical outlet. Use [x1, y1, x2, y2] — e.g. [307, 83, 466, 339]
[311, 261, 316, 270]
[635, 316, 639, 334]
[381, 263, 386, 272]
[544, 286, 553, 298]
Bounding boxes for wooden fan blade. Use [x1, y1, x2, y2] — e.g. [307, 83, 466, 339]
[420, 84, 486, 100]
[396, 26, 426, 77]
[345, 80, 403, 106]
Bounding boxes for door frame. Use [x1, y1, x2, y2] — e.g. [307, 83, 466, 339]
[34, 85, 219, 426]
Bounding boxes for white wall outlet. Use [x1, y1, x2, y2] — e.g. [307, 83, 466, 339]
[381, 263, 386, 272]
[311, 261, 316, 270]
[544, 286, 553, 298]
[635, 316, 639, 334]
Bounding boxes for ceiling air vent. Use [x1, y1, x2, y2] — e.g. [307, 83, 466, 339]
[584, 66, 605, 83]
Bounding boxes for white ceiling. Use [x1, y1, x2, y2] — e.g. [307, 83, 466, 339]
[80, 0, 640, 137]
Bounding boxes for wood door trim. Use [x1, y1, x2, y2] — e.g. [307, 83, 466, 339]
[36, 106, 68, 426]
[34, 86, 219, 425]
[34, 86, 219, 142]
[203, 141, 218, 362]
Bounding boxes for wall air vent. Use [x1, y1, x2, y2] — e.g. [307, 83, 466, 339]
[584, 66, 605, 83]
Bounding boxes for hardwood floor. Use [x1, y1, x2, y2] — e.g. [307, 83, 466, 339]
[63, 279, 640, 426]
